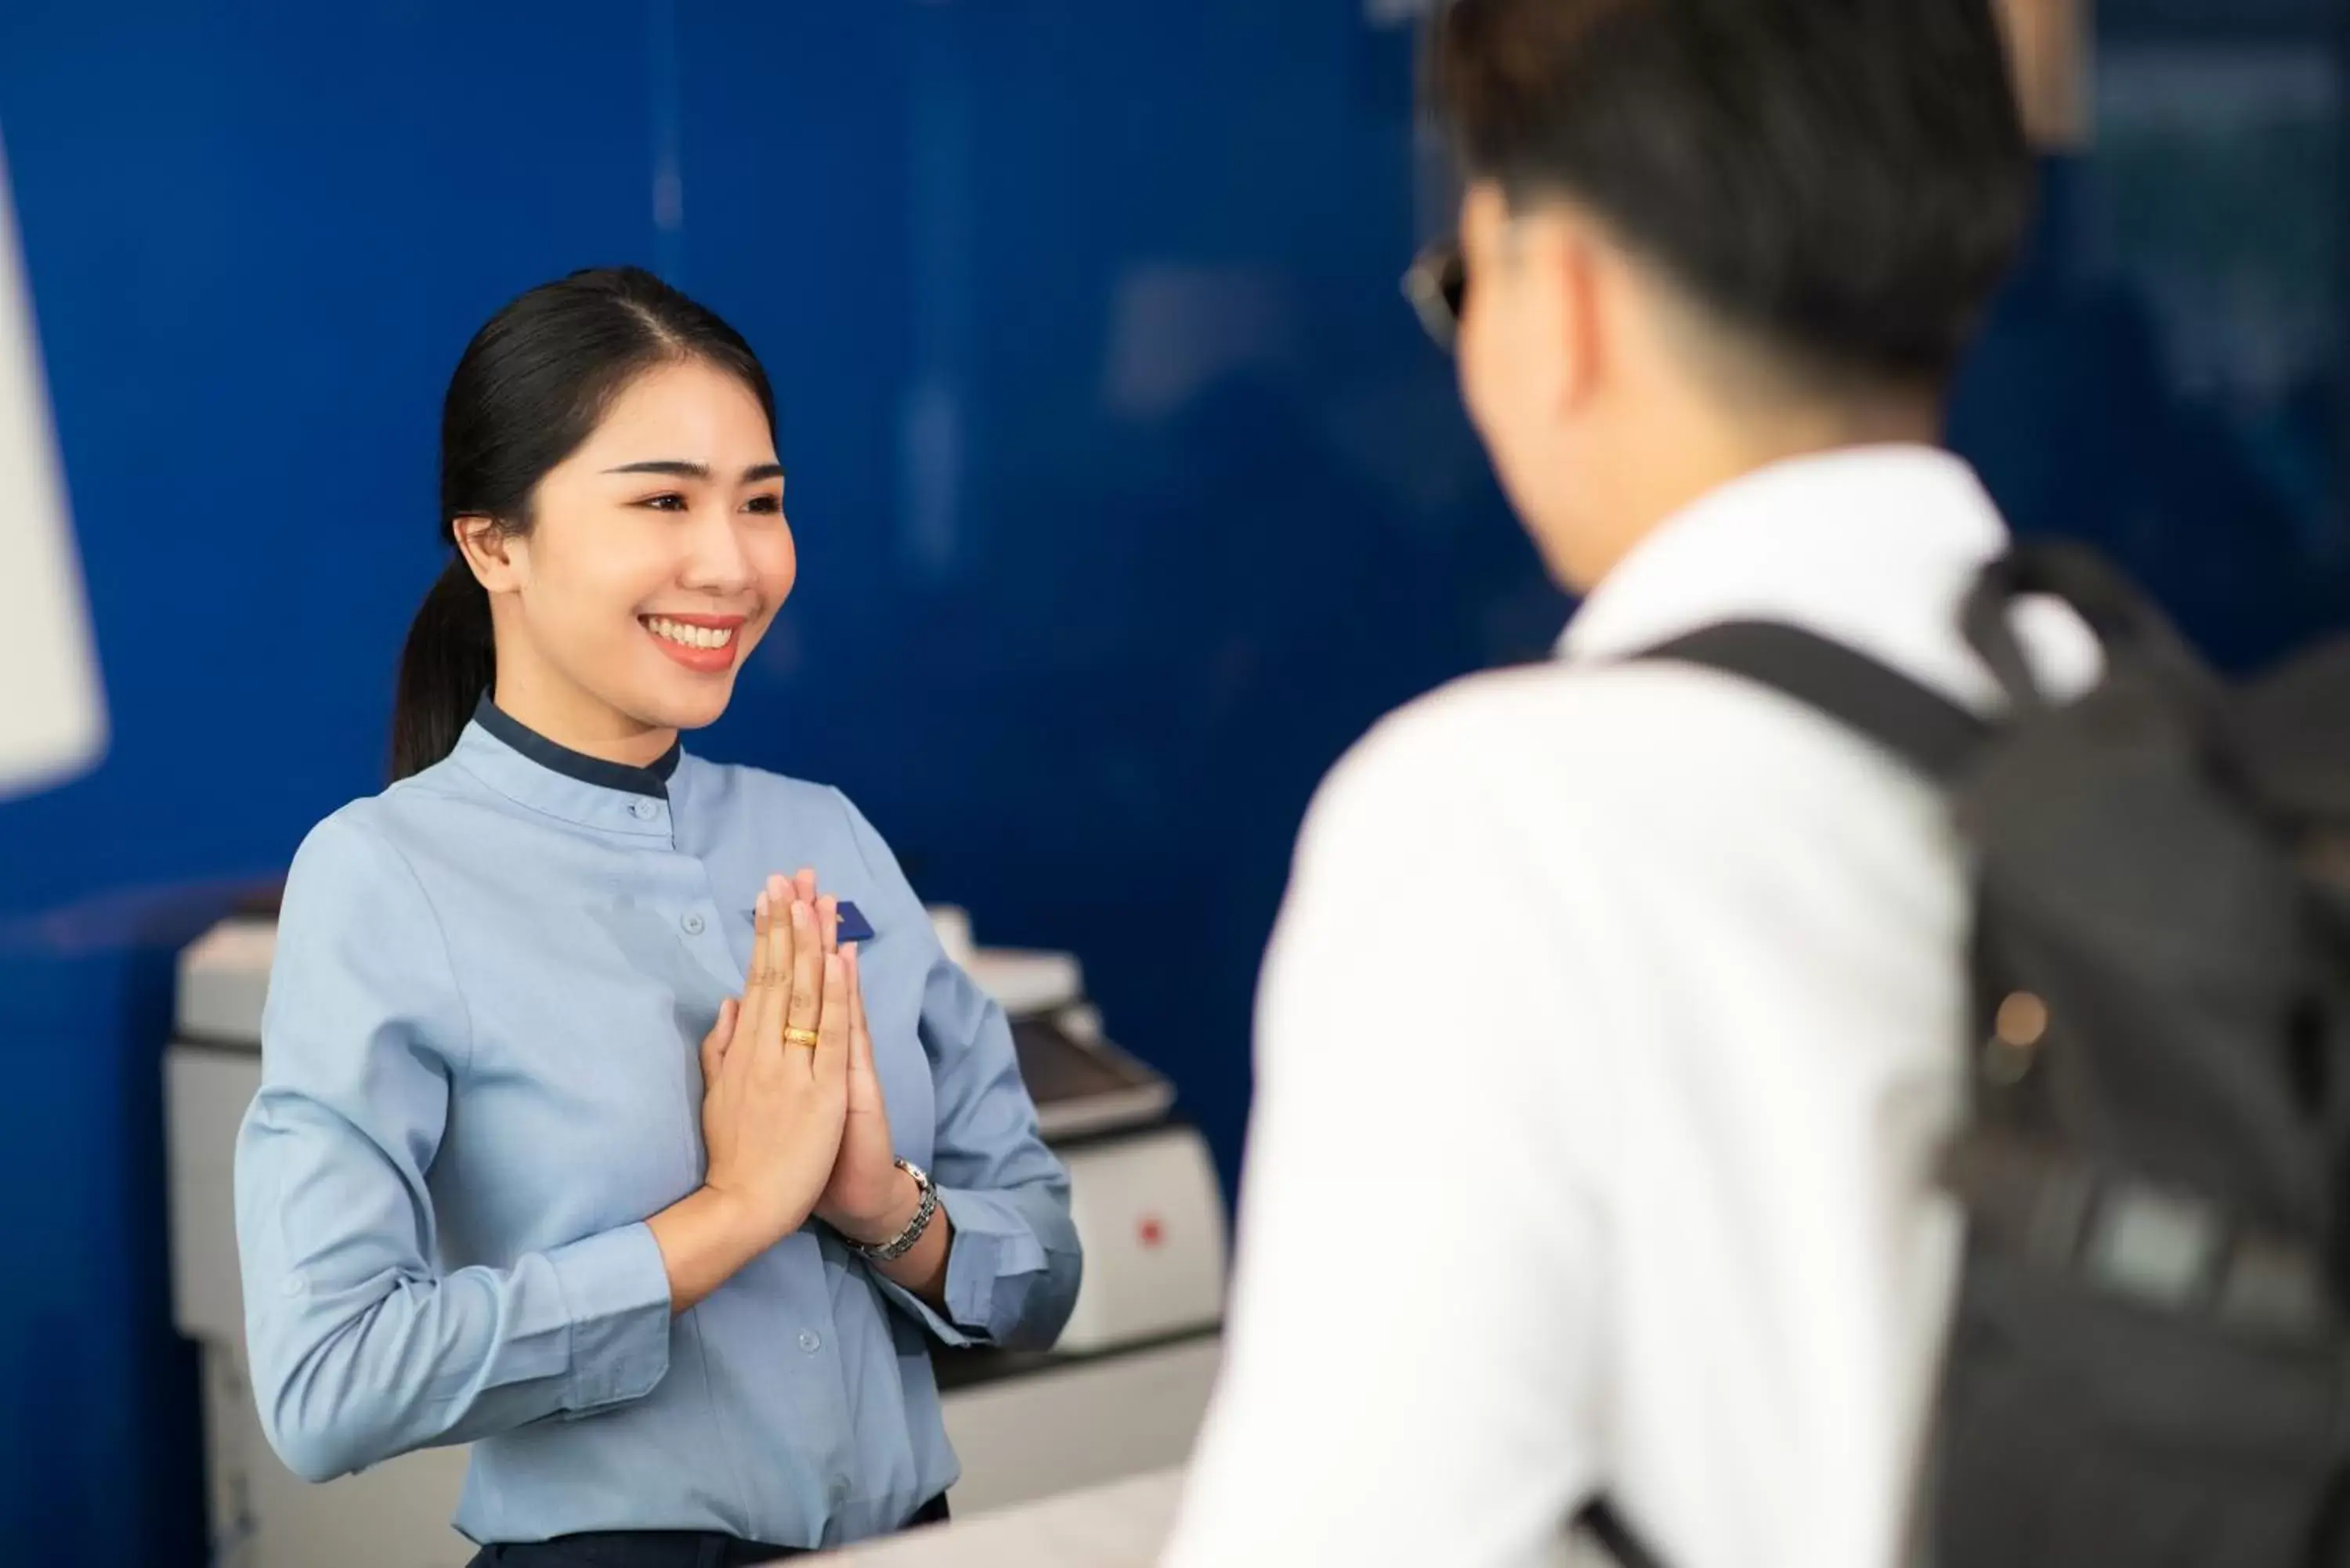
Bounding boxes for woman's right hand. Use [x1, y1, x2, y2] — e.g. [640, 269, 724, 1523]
[649, 888, 850, 1310]
[702, 887, 851, 1240]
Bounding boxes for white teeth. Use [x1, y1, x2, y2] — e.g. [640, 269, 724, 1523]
[646, 617, 734, 651]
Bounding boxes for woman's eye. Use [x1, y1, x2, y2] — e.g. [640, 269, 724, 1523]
[638, 493, 688, 512]
[743, 493, 784, 515]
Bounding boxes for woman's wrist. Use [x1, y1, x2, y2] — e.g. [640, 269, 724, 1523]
[649, 1185, 794, 1313]
[826, 1167, 924, 1249]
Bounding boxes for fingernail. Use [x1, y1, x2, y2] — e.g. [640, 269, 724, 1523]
[844, 941, 859, 959]
[792, 901, 811, 924]
[755, 890, 769, 919]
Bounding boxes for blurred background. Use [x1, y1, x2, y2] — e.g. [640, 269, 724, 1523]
[0, 0, 2341, 1563]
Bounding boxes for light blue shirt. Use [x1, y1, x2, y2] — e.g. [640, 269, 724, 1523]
[233, 702, 1082, 1549]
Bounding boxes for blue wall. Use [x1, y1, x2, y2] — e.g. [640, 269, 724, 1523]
[0, 2, 2342, 1564]
[0, 5, 1546, 1562]
[1954, 1, 2348, 670]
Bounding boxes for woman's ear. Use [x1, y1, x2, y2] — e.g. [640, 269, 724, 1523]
[452, 516, 526, 594]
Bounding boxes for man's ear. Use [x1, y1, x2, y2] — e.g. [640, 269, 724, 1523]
[453, 516, 525, 594]
[1528, 211, 1608, 419]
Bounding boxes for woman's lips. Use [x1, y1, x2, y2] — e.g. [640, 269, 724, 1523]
[642, 613, 745, 674]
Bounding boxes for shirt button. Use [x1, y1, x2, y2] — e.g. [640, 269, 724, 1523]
[797, 1330, 822, 1353]
[630, 799, 657, 821]
[682, 912, 706, 935]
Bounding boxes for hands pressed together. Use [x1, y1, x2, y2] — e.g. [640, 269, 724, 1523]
[649, 870, 931, 1313]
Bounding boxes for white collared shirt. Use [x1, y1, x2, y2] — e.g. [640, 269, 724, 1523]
[1162, 446, 2092, 1568]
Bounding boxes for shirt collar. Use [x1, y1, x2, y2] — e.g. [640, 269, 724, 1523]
[1559, 443, 2016, 705]
[453, 697, 686, 837]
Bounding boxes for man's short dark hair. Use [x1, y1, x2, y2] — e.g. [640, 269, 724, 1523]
[1433, 0, 2034, 394]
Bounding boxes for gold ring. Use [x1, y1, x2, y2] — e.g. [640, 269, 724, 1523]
[782, 1027, 821, 1049]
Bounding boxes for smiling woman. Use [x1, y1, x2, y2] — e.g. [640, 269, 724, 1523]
[236, 268, 1080, 1565]
[391, 271, 795, 779]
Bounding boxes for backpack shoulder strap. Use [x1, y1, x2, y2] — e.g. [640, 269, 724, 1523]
[1631, 621, 1990, 781]
[1577, 1497, 1669, 1568]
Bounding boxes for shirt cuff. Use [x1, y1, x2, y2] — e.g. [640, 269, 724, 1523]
[544, 1222, 674, 1414]
[873, 1273, 977, 1347]
[875, 1185, 1050, 1347]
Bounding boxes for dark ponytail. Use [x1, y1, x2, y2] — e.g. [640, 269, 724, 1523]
[389, 266, 776, 781]
[389, 558, 497, 782]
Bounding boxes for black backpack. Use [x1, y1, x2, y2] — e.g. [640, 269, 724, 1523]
[1581, 540, 2350, 1568]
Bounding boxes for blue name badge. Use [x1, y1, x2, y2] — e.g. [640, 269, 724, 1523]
[744, 898, 874, 942]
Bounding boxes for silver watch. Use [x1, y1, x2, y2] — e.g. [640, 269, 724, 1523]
[855, 1159, 938, 1263]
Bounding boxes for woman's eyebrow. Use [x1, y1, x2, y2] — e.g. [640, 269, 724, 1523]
[604, 460, 785, 482]
[605, 459, 709, 479]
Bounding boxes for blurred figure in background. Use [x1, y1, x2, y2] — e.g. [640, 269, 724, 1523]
[1163, 3, 2036, 1566]
[1953, 0, 2347, 673]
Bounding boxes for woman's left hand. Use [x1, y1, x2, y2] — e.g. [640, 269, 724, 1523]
[781, 871, 917, 1246]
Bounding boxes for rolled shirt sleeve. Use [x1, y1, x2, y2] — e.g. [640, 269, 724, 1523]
[234, 812, 675, 1484]
[837, 791, 1083, 1349]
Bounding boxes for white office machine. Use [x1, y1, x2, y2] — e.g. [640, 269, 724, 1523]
[165, 905, 1225, 1568]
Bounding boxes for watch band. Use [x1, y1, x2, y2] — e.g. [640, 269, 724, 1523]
[855, 1159, 938, 1263]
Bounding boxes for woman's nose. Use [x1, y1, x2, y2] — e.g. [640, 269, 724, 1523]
[677, 508, 757, 594]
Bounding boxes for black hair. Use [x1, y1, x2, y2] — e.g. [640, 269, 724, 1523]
[1430, 0, 2034, 393]
[389, 266, 776, 782]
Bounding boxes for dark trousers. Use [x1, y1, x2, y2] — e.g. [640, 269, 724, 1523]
[467, 1494, 950, 1567]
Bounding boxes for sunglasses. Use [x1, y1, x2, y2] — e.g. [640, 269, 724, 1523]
[1402, 240, 1467, 352]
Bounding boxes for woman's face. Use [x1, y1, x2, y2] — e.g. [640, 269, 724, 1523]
[474, 356, 794, 745]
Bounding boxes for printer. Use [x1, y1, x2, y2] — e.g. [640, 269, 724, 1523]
[164, 904, 1225, 1568]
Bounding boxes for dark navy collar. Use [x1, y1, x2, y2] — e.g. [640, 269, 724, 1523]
[470, 694, 682, 800]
